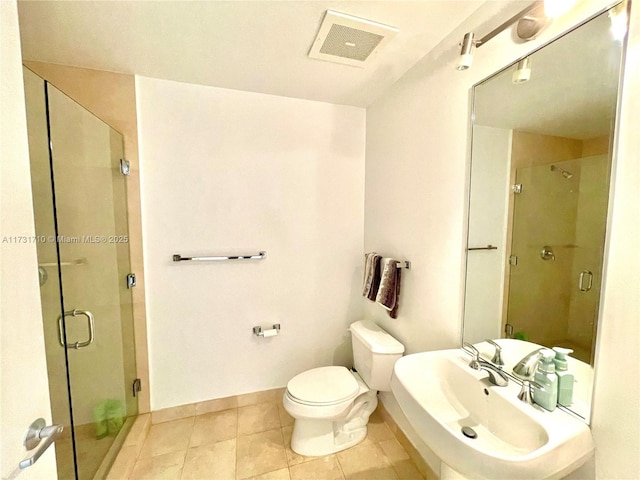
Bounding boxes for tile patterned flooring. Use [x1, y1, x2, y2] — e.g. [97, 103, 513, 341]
[118, 395, 425, 480]
[56, 424, 117, 480]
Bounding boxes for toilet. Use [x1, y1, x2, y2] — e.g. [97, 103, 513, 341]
[283, 320, 405, 456]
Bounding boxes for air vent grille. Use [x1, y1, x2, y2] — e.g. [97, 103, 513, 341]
[319, 24, 384, 62]
[308, 10, 398, 68]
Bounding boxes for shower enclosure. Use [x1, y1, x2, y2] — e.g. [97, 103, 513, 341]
[505, 154, 610, 363]
[23, 68, 138, 479]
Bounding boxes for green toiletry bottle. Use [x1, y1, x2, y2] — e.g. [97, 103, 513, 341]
[553, 347, 574, 407]
[532, 349, 558, 412]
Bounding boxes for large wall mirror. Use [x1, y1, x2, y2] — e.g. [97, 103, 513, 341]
[462, 4, 628, 421]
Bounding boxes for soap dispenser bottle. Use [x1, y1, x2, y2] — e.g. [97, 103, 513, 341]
[553, 347, 574, 407]
[532, 349, 558, 412]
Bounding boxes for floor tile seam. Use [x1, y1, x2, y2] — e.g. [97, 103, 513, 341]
[333, 440, 394, 478]
[176, 451, 187, 480]
[237, 423, 285, 440]
[234, 428, 289, 480]
[131, 449, 187, 480]
[235, 404, 240, 439]
[184, 415, 197, 451]
[236, 462, 289, 480]
[234, 407, 239, 480]
[121, 438, 146, 480]
[140, 426, 193, 460]
[333, 452, 348, 480]
[373, 439, 410, 480]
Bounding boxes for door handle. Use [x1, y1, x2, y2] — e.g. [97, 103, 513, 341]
[57, 309, 95, 349]
[579, 270, 593, 292]
[19, 418, 63, 469]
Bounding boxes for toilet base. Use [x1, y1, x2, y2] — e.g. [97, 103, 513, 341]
[290, 417, 369, 456]
[289, 389, 378, 456]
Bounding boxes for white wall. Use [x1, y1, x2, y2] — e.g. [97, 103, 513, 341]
[590, 4, 640, 477]
[136, 77, 365, 410]
[463, 125, 511, 344]
[365, 0, 639, 478]
[0, 1, 56, 477]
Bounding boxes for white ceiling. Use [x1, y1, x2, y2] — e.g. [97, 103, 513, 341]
[17, 0, 486, 107]
[474, 10, 623, 139]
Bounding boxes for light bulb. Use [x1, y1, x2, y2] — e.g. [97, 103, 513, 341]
[457, 53, 474, 71]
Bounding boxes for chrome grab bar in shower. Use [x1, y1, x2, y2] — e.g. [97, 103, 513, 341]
[172, 251, 267, 262]
[57, 309, 95, 349]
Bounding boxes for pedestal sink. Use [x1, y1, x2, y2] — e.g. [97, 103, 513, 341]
[390, 349, 594, 479]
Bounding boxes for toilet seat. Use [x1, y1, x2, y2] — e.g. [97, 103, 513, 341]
[286, 366, 359, 406]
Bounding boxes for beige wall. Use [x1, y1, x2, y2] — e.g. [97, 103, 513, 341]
[511, 131, 583, 169]
[24, 61, 151, 414]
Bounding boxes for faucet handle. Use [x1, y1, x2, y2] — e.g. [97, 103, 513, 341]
[517, 380, 544, 405]
[485, 339, 504, 366]
[463, 343, 481, 369]
[463, 342, 480, 359]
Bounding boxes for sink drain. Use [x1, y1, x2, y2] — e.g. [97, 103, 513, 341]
[461, 426, 478, 439]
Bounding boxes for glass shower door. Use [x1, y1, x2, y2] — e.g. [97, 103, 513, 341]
[47, 84, 138, 479]
[24, 69, 138, 479]
[505, 157, 610, 363]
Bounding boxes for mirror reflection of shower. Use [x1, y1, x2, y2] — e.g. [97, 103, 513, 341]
[550, 164, 574, 179]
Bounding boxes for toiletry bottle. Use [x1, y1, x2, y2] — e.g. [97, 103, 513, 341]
[532, 349, 558, 412]
[553, 347, 574, 407]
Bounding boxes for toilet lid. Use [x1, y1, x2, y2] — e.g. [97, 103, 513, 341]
[287, 366, 359, 405]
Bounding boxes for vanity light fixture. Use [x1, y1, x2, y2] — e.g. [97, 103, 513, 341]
[512, 57, 532, 83]
[456, 32, 477, 70]
[455, 0, 578, 70]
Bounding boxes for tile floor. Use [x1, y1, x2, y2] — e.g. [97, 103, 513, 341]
[123, 396, 425, 480]
[56, 423, 119, 480]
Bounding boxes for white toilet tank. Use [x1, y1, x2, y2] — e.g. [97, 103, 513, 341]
[350, 320, 405, 391]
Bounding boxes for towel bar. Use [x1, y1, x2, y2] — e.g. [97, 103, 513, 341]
[173, 251, 266, 262]
[396, 261, 411, 269]
[467, 245, 498, 251]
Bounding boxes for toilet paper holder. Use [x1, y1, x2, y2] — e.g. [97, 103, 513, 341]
[253, 324, 281, 337]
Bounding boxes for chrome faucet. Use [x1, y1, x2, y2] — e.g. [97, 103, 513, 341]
[463, 343, 509, 387]
[512, 348, 545, 379]
[485, 339, 504, 366]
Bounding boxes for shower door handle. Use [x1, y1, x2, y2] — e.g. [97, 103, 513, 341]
[579, 270, 593, 292]
[57, 309, 95, 349]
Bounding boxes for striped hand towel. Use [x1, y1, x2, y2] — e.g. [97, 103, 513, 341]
[362, 252, 382, 301]
[376, 258, 401, 318]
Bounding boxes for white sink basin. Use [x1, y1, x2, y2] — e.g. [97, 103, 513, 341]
[391, 349, 594, 480]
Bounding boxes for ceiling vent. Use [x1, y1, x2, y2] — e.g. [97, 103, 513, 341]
[308, 10, 399, 67]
